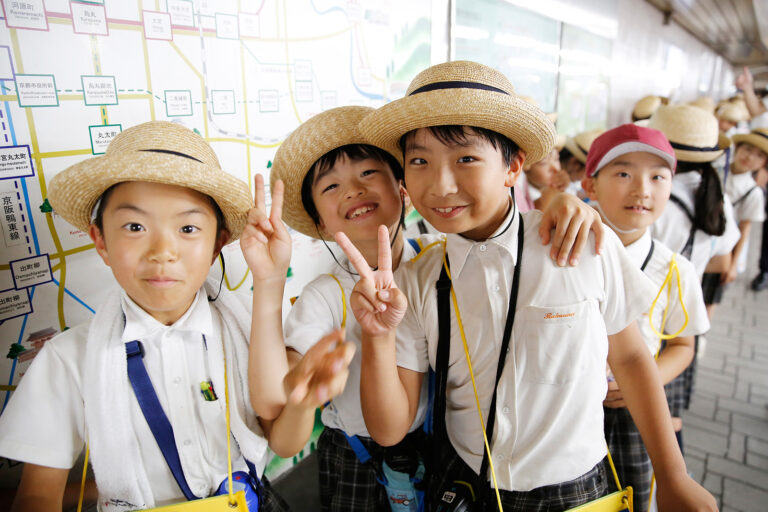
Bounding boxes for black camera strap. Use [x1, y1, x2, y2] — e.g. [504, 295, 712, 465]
[432, 213, 524, 501]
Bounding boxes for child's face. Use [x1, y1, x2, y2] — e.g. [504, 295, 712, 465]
[718, 118, 737, 133]
[404, 127, 523, 240]
[89, 182, 228, 325]
[311, 154, 404, 243]
[732, 143, 768, 174]
[583, 151, 672, 234]
[525, 149, 561, 189]
[564, 156, 586, 182]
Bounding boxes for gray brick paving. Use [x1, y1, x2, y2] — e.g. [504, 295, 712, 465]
[681, 226, 768, 512]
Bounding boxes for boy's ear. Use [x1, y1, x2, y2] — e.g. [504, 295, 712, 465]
[212, 229, 231, 263]
[399, 182, 411, 210]
[504, 150, 526, 188]
[88, 224, 111, 267]
[581, 176, 599, 202]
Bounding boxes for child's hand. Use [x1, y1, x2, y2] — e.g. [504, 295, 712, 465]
[735, 66, 753, 92]
[549, 169, 570, 192]
[283, 329, 355, 408]
[539, 192, 604, 266]
[603, 380, 626, 408]
[656, 472, 718, 512]
[721, 263, 738, 285]
[240, 175, 292, 282]
[335, 225, 407, 336]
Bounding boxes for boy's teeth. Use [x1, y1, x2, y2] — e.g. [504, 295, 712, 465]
[436, 207, 455, 213]
[349, 205, 374, 218]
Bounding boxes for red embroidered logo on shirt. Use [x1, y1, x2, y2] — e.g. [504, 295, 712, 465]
[544, 312, 576, 319]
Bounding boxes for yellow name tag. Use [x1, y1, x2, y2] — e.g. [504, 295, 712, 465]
[140, 490, 250, 512]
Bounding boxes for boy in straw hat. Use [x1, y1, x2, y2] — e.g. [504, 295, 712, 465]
[0, 121, 354, 511]
[248, 106, 599, 511]
[337, 60, 716, 511]
[580, 124, 711, 512]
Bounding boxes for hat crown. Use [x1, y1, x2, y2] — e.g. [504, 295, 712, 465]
[106, 121, 222, 169]
[405, 61, 516, 97]
[633, 95, 662, 119]
[648, 104, 719, 149]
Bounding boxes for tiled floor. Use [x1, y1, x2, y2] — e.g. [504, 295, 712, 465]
[680, 227, 768, 512]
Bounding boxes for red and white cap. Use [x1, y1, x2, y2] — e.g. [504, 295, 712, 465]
[585, 124, 676, 178]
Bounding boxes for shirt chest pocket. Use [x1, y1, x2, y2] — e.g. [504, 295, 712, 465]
[516, 299, 600, 385]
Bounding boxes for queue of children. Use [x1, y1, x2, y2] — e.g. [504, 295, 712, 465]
[3, 56, 752, 512]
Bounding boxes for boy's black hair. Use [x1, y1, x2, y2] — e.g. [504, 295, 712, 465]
[559, 146, 575, 164]
[300, 143, 404, 226]
[93, 183, 227, 236]
[675, 161, 726, 236]
[398, 126, 520, 166]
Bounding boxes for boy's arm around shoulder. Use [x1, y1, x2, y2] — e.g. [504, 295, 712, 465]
[11, 463, 69, 512]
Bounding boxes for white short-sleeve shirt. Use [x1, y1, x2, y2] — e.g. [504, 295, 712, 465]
[395, 205, 657, 492]
[725, 171, 765, 224]
[0, 289, 261, 509]
[651, 172, 740, 279]
[624, 231, 710, 357]
[284, 237, 434, 437]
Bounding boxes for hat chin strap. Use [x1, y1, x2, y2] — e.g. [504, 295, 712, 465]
[594, 202, 643, 235]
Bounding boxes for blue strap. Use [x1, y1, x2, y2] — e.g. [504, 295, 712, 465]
[407, 237, 421, 254]
[125, 341, 199, 501]
[423, 369, 435, 435]
[342, 431, 373, 465]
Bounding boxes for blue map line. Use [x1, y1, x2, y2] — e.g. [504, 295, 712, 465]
[51, 277, 96, 314]
[2, 286, 35, 414]
[309, 0, 347, 17]
[2, 84, 40, 255]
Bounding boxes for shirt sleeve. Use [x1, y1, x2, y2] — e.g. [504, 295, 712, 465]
[599, 230, 659, 335]
[394, 264, 430, 373]
[0, 337, 86, 468]
[735, 187, 766, 223]
[283, 275, 341, 355]
[714, 198, 742, 256]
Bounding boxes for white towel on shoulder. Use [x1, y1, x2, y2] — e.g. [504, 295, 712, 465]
[83, 279, 268, 511]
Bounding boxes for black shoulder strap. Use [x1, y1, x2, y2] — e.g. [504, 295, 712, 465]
[669, 194, 696, 259]
[433, 260, 452, 446]
[417, 219, 429, 235]
[732, 186, 758, 207]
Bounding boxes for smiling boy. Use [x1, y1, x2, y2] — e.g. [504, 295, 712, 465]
[345, 61, 717, 511]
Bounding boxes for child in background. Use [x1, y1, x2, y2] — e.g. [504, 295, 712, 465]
[581, 124, 711, 512]
[0, 122, 347, 511]
[561, 129, 603, 199]
[523, 146, 567, 210]
[247, 106, 600, 511]
[705, 129, 767, 299]
[350, 60, 716, 511]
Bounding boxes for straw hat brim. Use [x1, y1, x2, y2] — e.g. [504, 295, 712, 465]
[732, 133, 768, 157]
[672, 133, 731, 163]
[358, 89, 556, 165]
[48, 151, 252, 241]
[564, 137, 588, 164]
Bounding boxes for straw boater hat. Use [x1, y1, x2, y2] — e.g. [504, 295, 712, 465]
[716, 101, 750, 123]
[270, 106, 402, 239]
[358, 61, 556, 165]
[688, 96, 715, 114]
[732, 128, 768, 156]
[632, 95, 663, 121]
[48, 121, 252, 242]
[563, 129, 604, 164]
[647, 104, 730, 163]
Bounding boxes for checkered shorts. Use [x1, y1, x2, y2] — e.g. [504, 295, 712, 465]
[427, 444, 608, 512]
[317, 427, 389, 511]
[604, 407, 652, 512]
[259, 476, 291, 512]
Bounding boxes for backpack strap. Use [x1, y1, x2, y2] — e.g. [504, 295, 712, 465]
[669, 194, 697, 260]
[732, 186, 758, 207]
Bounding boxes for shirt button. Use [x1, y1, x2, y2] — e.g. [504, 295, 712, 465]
[502, 406, 510, 414]
[183, 439, 192, 447]
[173, 377, 181, 384]
[479, 244, 487, 252]
[494, 285, 500, 293]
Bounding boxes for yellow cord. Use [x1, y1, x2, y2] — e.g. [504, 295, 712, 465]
[440, 242, 504, 512]
[77, 445, 89, 512]
[222, 340, 235, 505]
[328, 274, 348, 329]
[648, 254, 689, 344]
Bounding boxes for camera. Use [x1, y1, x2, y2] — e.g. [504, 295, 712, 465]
[433, 480, 479, 512]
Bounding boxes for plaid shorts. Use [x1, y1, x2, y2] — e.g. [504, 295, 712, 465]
[701, 272, 726, 305]
[427, 444, 608, 512]
[259, 476, 291, 512]
[604, 407, 652, 512]
[317, 427, 389, 511]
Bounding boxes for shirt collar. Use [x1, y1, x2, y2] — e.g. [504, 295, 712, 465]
[121, 287, 213, 343]
[445, 199, 520, 278]
[623, 229, 653, 268]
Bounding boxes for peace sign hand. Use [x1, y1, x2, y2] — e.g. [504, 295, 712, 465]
[240, 174, 292, 283]
[334, 225, 408, 337]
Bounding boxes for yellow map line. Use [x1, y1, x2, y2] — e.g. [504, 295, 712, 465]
[281, 0, 302, 124]
[207, 137, 281, 149]
[239, 16, 253, 187]
[168, 41, 208, 138]
[139, 0, 157, 121]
